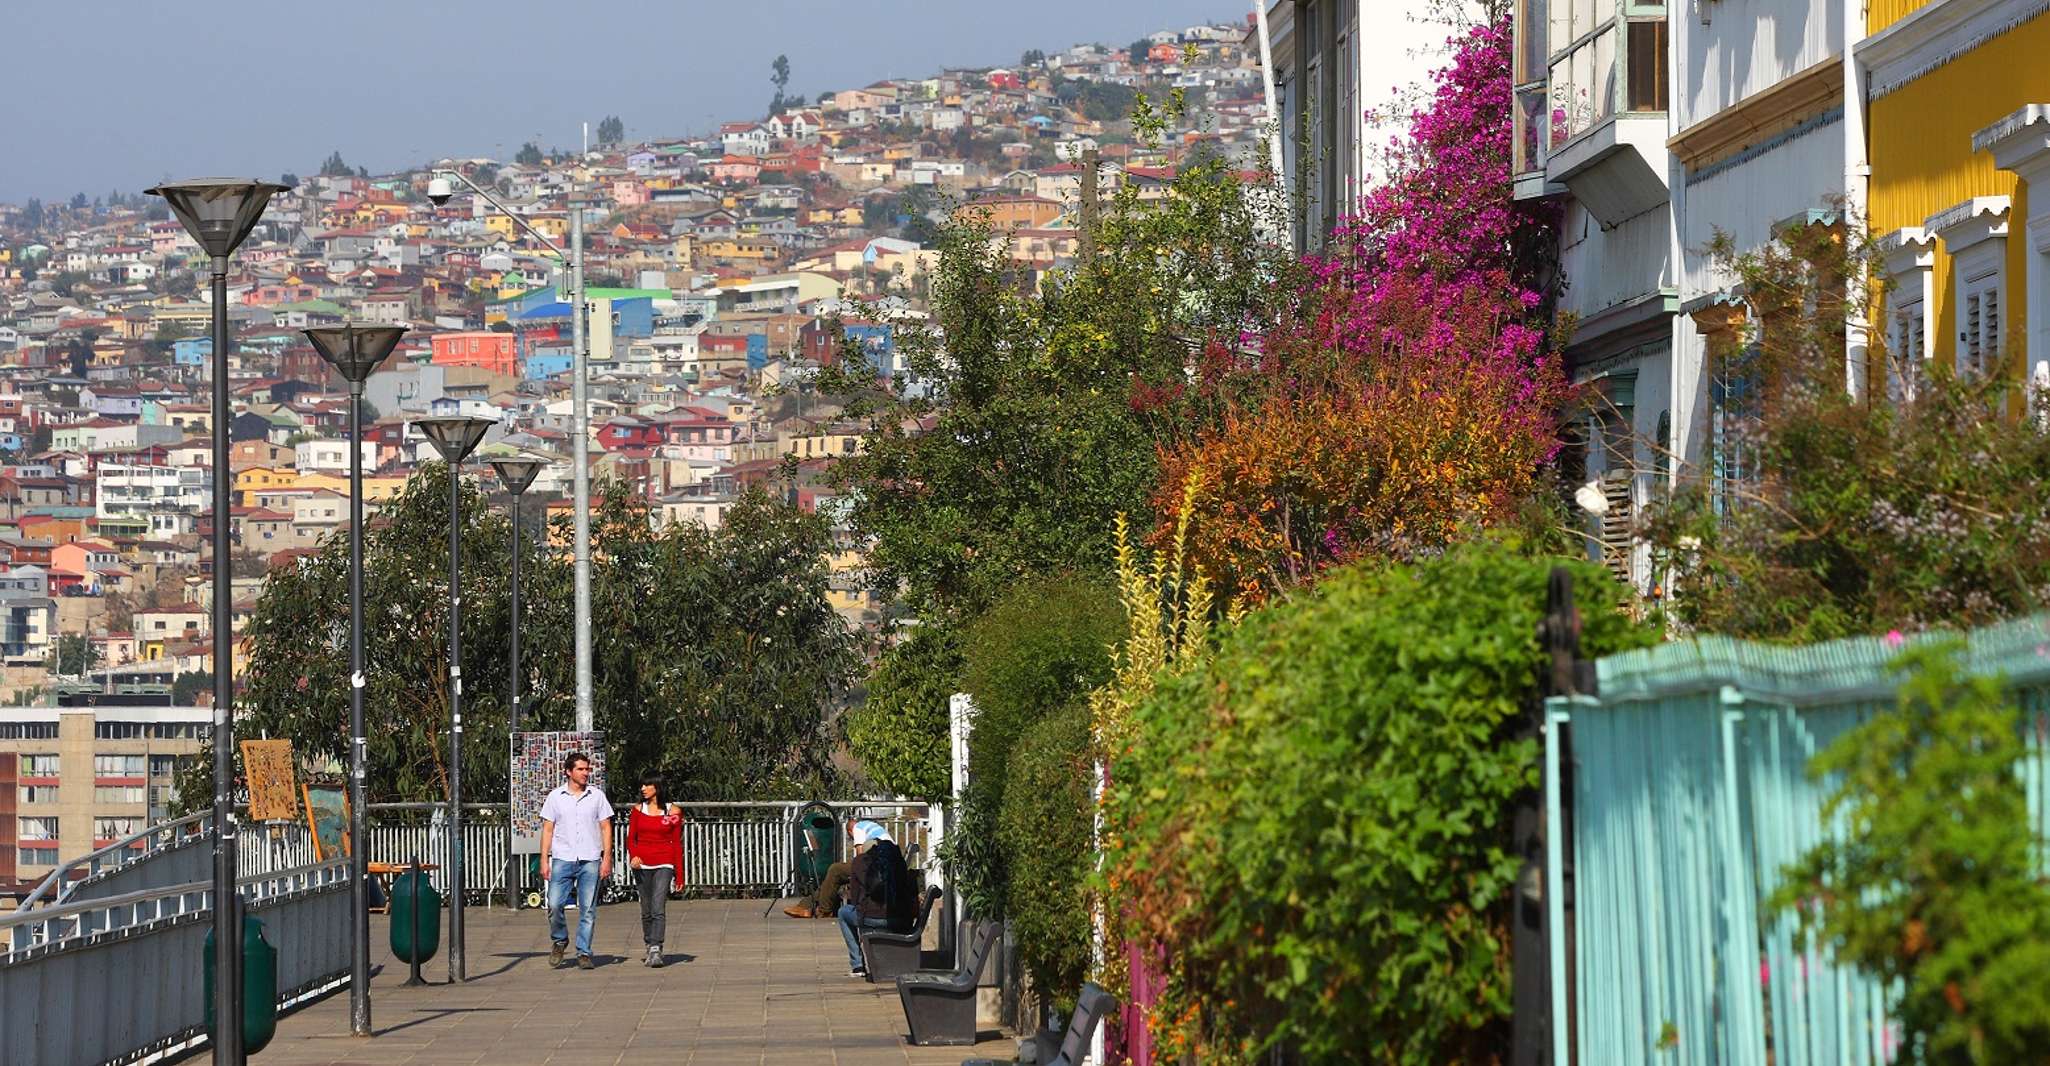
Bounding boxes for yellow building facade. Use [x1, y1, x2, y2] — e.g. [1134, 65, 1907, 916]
[1862, 0, 2050, 394]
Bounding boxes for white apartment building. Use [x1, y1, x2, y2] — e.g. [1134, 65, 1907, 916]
[293, 438, 377, 473]
[95, 464, 210, 527]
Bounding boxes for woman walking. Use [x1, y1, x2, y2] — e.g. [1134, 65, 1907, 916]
[625, 773, 684, 967]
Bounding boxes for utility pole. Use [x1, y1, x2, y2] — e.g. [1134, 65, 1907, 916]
[1078, 148, 1100, 268]
[570, 185, 593, 732]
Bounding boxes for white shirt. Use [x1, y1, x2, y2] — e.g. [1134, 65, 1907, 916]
[539, 784, 613, 862]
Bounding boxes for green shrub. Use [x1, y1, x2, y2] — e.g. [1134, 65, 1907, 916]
[1772, 643, 2050, 1062]
[1105, 537, 1656, 1063]
[946, 572, 1122, 918]
[846, 624, 962, 800]
[997, 702, 1095, 1016]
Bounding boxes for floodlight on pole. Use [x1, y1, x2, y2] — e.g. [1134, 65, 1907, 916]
[304, 323, 403, 1038]
[412, 415, 494, 984]
[149, 176, 287, 1066]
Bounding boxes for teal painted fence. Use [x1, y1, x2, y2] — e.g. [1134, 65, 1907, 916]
[1545, 614, 2050, 1065]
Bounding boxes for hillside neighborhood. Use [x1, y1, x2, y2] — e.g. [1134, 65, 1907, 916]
[0, 20, 1263, 745]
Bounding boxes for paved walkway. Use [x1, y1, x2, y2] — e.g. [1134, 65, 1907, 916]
[250, 899, 1013, 1065]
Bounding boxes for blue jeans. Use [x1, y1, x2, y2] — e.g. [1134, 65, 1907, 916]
[838, 903, 890, 971]
[547, 858, 601, 957]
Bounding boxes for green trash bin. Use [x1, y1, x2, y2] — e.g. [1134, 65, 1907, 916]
[390, 866, 443, 965]
[793, 802, 840, 897]
[203, 907, 279, 1055]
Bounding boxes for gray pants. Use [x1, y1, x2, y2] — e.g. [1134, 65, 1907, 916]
[636, 867, 671, 947]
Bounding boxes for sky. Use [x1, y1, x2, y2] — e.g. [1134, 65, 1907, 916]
[1, 0, 1261, 204]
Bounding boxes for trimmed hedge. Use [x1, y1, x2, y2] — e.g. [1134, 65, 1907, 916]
[996, 702, 1096, 1016]
[1105, 537, 1656, 1062]
[943, 573, 1122, 919]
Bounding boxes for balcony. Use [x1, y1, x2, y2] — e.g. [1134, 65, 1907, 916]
[1547, 115, 1671, 227]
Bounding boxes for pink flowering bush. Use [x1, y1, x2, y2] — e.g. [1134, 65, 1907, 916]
[1153, 19, 1571, 601]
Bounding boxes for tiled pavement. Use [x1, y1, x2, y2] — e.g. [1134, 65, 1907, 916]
[243, 899, 1014, 1065]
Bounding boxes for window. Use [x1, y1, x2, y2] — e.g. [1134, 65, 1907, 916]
[1626, 19, 1669, 111]
[95, 754, 145, 776]
[95, 817, 140, 840]
[20, 784, 59, 804]
[150, 754, 182, 777]
[21, 753, 60, 775]
[19, 816, 58, 841]
[19, 846, 59, 867]
[1960, 269, 2002, 378]
[95, 786, 146, 804]
[0, 722, 58, 739]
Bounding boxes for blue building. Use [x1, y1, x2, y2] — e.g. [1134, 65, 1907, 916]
[172, 337, 211, 368]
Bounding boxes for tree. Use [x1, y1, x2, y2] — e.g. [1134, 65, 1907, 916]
[222, 469, 856, 807]
[1772, 644, 2050, 1062]
[1126, 38, 1152, 65]
[769, 53, 792, 115]
[279, 172, 299, 188]
[23, 198, 42, 231]
[51, 634, 95, 676]
[319, 151, 353, 177]
[1641, 216, 2050, 642]
[69, 192, 88, 212]
[515, 142, 544, 166]
[172, 670, 211, 705]
[843, 623, 960, 799]
[596, 115, 625, 145]
[1021, 48, 1046, 68]
[825, 113, 1298, 625]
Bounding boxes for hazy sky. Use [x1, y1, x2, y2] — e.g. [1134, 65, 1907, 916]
[2, 0, 1257, 203]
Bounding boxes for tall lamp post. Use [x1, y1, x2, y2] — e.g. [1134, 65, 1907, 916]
[427, 168, 593, 731]
[147, 176, 288, 1066]
[414, 415, 495, 984]
[489, 457, 543, 912]
[304, 324, 405, 1036]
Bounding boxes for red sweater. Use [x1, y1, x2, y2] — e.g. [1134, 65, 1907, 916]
[626, 806, 684, 890]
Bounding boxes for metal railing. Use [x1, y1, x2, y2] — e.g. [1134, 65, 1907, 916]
[0, 858, 350, 1064]
[15, 812, 208, 911]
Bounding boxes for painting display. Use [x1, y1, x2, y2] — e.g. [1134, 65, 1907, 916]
[240, 738, 298, 822]
[303, 784, 350, 860]
[510, 731, 605, 853]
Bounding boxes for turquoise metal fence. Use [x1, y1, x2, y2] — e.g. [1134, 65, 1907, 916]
[1545, 613, 2050, 1065]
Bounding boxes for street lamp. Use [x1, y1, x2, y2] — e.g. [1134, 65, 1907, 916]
[148, 176, 287, 1066]
[487, 458, 544, 732]
[304, 323, 404, 1036]
[429, 167, 594, 733]
[488, 456, 543, 913]
[414, 414, 495, 984]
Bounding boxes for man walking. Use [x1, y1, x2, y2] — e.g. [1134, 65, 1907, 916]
[540, 751, 613, 969]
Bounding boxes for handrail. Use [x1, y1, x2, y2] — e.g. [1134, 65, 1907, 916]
[14, 811, 209, 912]
[0, 858, 348, 937]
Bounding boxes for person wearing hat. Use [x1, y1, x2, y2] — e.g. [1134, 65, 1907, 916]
[837, 820, 911, 977]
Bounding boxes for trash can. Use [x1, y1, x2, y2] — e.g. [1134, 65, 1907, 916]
[792, 801, 839, 897]
[204, 907, 279, 1055]
[389, 866, 443, 965]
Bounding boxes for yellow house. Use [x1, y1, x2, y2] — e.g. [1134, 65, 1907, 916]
[233, 466, 297, 506]
[292, 471, 408, 502]
[1862, 0, 2050, 395]
[531, 215, 569, 241]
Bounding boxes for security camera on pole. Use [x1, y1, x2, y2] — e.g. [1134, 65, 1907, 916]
[147, 176, 288, 1066]
[429, 165, 593, 732]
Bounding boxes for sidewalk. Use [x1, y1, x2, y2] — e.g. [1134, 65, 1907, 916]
[245, 898, 1013, 1065]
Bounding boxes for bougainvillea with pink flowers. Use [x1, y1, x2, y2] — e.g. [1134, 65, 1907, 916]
[1151, 18, 1570, 603]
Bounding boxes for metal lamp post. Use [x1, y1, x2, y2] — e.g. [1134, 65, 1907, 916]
[304, 324, 405, 1036]
[413, 415, 495, 984]
[147, 176, 288, 1066]
[431, 167, 592, 732]
[488, 457, 543, 912]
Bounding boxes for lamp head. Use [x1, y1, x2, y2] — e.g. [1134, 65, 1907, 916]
[303, 323, 406, 384]
[413, 416, 495, 465]
[145, 178, 290, 259]
[426, 176, 454, 207]
[490, 458, 546, 496]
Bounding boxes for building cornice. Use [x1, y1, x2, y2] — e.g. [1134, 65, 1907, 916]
[1857, 0, 2050, 99]
[1670, 57, 1844, 172]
